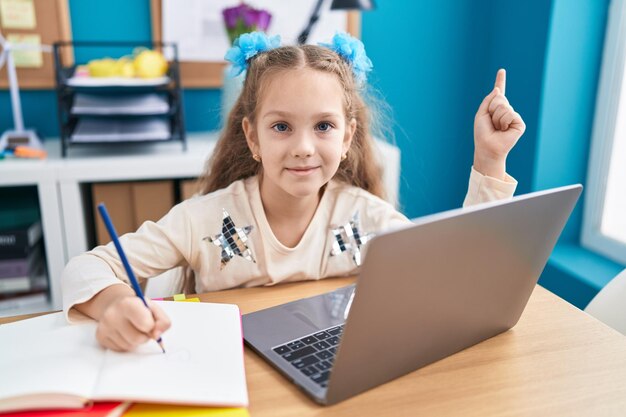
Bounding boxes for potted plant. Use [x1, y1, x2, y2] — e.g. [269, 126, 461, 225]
[221, 3, 272, 126]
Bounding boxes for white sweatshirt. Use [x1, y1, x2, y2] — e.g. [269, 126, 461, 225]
[62, 167, 516, 321]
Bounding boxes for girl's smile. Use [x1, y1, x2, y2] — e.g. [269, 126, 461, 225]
[286, 166, 321, 176]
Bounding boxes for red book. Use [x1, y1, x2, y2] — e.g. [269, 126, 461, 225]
[0, 402, 129, 417]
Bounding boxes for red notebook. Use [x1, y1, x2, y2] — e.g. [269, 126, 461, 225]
[0, 402, 129, 417]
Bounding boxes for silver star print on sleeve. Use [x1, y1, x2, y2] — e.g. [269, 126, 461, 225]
[330, 211, 374, 267]
[203, 209, 256, 269]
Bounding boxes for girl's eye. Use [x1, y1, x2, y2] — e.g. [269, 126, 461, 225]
[272, 123, 289, 132]
[316, 122, 333, 132]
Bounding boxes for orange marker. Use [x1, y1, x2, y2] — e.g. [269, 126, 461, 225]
[13, 146, 47, 159]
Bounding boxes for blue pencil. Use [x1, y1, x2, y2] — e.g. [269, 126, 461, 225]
[97, 203, 166, 353]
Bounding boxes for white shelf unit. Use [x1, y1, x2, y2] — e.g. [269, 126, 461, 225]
[0, 159, 65, 317]
[0, 132, 400, 316]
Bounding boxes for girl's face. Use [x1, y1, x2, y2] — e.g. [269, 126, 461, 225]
[243, 68, 356, 201]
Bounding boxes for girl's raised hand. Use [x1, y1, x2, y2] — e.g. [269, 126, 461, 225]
[473, 69, 526, 180]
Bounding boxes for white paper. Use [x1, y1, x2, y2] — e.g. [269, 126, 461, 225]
[0, 301, 248, 410]
[94, 302, 248, 406]
[0, 313, 102, 411]
[162, 0, 348, 62]
[163, 0, 228, 62]
[71, 94, 170, 116]
[71, 118, 171, 142]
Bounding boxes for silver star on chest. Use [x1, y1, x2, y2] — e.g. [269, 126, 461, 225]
[204, 209, 256, 269]
[330, 211, 374, 267]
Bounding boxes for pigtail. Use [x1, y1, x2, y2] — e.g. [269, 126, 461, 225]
[333, 91, 386, 200]
[198, 97, 260, 195]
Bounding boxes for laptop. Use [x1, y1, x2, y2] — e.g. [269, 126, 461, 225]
[242, 184, 582, 405]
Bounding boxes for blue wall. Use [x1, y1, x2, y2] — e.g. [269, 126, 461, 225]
[532, 0, 624, 307]
[363, 0, 553, 217]
[364, 1, 489, 217]
[534, 0, 608, 241]
[0, 90, 58, 138]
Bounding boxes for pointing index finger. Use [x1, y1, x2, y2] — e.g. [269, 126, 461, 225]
[494, 68, 506, 96]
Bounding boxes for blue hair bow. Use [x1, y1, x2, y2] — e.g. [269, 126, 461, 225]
[319, 32, 373, 83]
[224, 31, 281, 78]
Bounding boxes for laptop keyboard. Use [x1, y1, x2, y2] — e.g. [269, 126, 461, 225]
[272, 324, 344, 388]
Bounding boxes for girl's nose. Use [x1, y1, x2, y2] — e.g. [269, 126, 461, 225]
[292, 132, 315, 158]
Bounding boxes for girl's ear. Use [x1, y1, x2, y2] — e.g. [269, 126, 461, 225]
[242, 117, 258, 155]
[343, 118, 357, 154]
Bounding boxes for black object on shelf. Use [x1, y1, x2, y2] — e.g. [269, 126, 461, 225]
[297, 0, 376, 44]
[53, 41, 186, 157]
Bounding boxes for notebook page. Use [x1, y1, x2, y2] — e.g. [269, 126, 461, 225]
[0, 312, 103, 411]
[94, 301, 248, 407]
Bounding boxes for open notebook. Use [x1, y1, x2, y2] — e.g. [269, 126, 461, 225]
[0, 301, 248, 413]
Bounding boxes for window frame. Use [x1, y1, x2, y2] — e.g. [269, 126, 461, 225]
[582, 0, 626, 265]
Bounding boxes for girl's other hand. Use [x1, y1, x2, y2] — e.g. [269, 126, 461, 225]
[473, 69, 526, 180]
[95, 296, 171, 352]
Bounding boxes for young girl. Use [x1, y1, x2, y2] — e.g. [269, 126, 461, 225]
[62, 32, 525, 352]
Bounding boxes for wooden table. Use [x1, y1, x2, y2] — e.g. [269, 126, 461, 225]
[3, 277, 626, 416]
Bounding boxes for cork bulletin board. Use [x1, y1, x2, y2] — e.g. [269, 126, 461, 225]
[150, 0, 360, 88]
[0, 0, 72, 89]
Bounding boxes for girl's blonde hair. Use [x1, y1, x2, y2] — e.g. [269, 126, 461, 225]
[198, 44, 385, 199]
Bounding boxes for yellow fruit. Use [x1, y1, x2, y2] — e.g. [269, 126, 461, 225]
[87, 51, 167, 79]
[87, 58, 117, 77]
[134, 50, 168, 79]
[116, 58, 135, 78]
